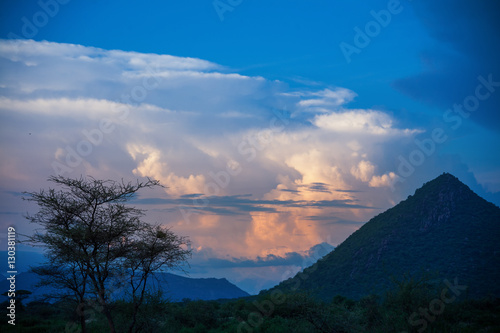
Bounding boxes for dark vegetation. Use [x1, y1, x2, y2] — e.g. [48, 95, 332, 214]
[2, 277, 500, 332]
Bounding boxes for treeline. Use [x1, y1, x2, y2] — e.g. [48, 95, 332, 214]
[2, 278, 500, 333]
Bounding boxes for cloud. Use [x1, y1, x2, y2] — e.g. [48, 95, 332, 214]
[395, 0, 500, 130]
[1, 39, 427, 289]
[0, 39, 217, 71]
[193, 241, 335, 269]
[369, 172, 399, 188]
[132, 194, 376, 215]
[313, 109, 419, 135]
[0, 97, 123, 118]
[127, 144, 206, 197]
[389, 0, 500, 195]
[4, 38, 496, 293]
[186, 242, 336, 294]
[351, 160, 375, 182]
[305, 182, 332, 193]
[292, 88, 357, 111]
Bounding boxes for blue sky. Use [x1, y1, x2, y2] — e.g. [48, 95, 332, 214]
[0, 0, 499, 294]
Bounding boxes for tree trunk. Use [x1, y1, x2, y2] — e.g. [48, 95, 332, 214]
[103, 305, 116, 333]
[80, 312, 87, 333]
[127, 302, 139, 333]
[76, 301, 87, 333]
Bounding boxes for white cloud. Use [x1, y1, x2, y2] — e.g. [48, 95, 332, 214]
[351, 160, 375, 182]
[313, 109, 417, 135]
[0, 39, 217, 72]
[127, 144, 206, 196]
[0, 97, 123, 119]
[369, 172, 400, 188]
[284, 88, 357, 111]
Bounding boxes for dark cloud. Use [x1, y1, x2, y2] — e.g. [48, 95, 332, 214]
[189, 242, 335, 270]
[395, 0, 500, 130]
[334, 189, 363, 193]
[304, 199, 376, 209]
[306, 182, 331, 193]
[180, 193, 204, 198]
[322, 219, 367, 226]
[131, 194, 377, 216]
[279, 188, 299, 193]
[281, 184, 363, 195]
[307, 242, 336, 258]
[302, 215, 338, 221]
[302, 215, 366, 225]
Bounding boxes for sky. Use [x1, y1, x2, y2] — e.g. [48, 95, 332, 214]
[0, 0, 499, 295]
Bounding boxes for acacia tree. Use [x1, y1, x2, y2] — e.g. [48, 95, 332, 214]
[25, 176, 191, 333]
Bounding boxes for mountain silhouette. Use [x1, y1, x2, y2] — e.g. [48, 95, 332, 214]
[268, 173, 500, 300]
[0, 271, 249, 304]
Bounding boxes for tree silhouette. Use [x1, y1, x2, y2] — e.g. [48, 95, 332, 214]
[24, 175, 191, 333]
[2, 290, 32, 312]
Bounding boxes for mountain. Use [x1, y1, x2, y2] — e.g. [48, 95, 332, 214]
[0, 271, 249, 304]
[268, 173, 500, 300]
[151, 272, 250, 300]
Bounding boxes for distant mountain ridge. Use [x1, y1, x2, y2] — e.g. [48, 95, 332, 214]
[268, 173, 500, 300]
[0, 271, 249, 304]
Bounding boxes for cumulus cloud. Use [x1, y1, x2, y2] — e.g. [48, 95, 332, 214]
[369, 172, 399, 188]
[127, 144, 206, 196]
[351, 160, 375, 182]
